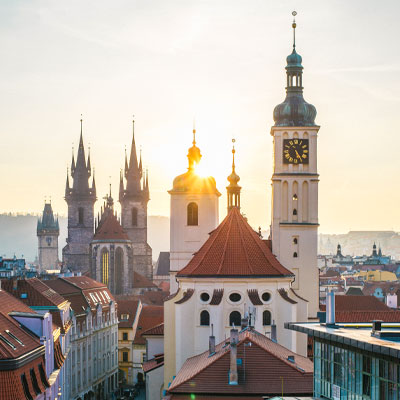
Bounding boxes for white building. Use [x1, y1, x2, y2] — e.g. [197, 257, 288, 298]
[164, 146, 308, 387]
[270, 17, 319, 318]
[168, 128, 220, 292]
[47, 276, 119, 400]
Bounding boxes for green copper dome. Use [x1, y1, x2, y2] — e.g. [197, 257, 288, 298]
[273, 17, 317, 127]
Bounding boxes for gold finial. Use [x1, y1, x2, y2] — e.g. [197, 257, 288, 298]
[232, 138, 236, 169]
[292, 11, 297, 48]
[192, 118, 196, 144]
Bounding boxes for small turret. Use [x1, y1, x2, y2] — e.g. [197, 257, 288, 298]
[226, 139, 241, 212]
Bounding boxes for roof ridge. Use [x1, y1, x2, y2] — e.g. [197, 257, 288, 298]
[216, 210, 235, 274]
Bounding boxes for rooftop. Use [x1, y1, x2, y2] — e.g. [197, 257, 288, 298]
[134, 306, 163, 345]
[286, 322, 400, 360]
[177, 207, 293, 278]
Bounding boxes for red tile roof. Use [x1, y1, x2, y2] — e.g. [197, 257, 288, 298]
[117, 300, 140, 328]
[335, 311, 400, 323]
[143, 353, 164, 373]
[93, 211, 130, 241]
[1, 278, 68, 308]
[134, 306, 164, 345]
[141, 322, 164, 336]
[0, 290, 42, 360]
[363, 282, 400, 296]
[158, 281, 170, 292]
[334, 295, 390, 311]
[177, 207, 293, 278]
[168, 328, 313, 396]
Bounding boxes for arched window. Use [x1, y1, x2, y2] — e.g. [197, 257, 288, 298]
[263, 310, 272, 326]
[101, 249, 109, 285]
[293, 209, 297, 216]
[293, 252, 298, 258]
[115, 247, 124, 295]
[200, 310, 210, 326]
[131, 208, 138, 227]
[187, 202, 198, 226]
[293, 238, 298, 245]
[229, 311, 241, 327]
[78, 207, 84, 224]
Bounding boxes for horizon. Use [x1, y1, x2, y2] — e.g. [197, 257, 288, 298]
[1, 1, 400, 233]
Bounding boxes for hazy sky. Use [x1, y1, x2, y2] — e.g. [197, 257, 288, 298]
[1, 0, 400, 233]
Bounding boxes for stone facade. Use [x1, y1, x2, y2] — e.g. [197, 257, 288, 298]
[37, 202, 59, 271]
[63, 122, 96, 272]
[119, 120, 153, 280]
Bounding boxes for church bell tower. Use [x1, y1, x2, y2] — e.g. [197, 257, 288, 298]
[270, 13, 319, 318]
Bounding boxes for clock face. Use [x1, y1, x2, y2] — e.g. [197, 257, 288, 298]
[283, 139, 309, 164]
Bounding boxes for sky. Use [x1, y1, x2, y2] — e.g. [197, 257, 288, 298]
[1, 0, 400, 233]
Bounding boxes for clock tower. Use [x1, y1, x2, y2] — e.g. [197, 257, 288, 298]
[270, 14, 319, 318]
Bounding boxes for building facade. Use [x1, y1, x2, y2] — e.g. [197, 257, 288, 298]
[168, 129, 220, 292]
[270, 17, 319, 318]
[37, 202, 59, 272]
[63, 120, 96, 272]
[119, 119, 152, 280]
[46, 276, 119, 400]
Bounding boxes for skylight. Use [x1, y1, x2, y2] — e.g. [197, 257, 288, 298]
[5, 330, 24, 346]
[0, 333, 16, 350]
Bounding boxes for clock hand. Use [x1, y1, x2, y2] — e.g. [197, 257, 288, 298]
[295, 150, 301, 159]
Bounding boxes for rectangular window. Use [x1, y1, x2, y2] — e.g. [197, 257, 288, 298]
[123, 352, 128, 362]
[123, 332, 128, 341]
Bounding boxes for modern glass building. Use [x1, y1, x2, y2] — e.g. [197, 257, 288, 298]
[286, 321, 400, 399]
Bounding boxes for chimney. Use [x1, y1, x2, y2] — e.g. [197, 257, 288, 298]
[229, 328, 239, 385]
[13, 278, 18, 291]
[271, 320, 277, 342]
[372, 320, 383, 334]
[209, 324, 215, 356]
[326, 290, 335, 326]
[241, 316, 249, 330]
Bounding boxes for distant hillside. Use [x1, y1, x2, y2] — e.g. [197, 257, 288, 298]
[0, 213, 169, 263]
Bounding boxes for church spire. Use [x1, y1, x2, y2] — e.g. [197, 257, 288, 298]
[273, 11, 317, 127]
[226, 139, 241, 212]
[125, 117, 142, 195]
[66, 117, 96, 199]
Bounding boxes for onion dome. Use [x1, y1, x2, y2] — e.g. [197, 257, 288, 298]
[273, 13, 317, 127]
[170, 128, 220, 195]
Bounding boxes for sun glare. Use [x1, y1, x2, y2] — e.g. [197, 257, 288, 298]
[194, 162, 210, 178]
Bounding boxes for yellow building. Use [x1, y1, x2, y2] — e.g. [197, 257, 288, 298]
[118, 299, 142, 384]
[355, 270, 397, 282]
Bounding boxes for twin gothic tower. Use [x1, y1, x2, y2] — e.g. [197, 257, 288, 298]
[62, 119, 152, 293]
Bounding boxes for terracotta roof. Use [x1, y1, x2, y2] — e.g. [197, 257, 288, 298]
[363, 282, 400, 296]
[1, 278, 68, 308]
[334, 295, 390, 311]
[93, 211, 130, 241]
[335, 310, 400, 323]
[133, 271, 158, 289]
[158, 281, 170, 292]
[141, 322, 164, 336]
[177, 207, 293, 278]
[134, 306, 164, 345]
[117, 300, 140, 328]
[0, 290, 42, 360]
[168, 328, 313, 396]
[143, 353, 164, 373]
[209, 289, 224, 305]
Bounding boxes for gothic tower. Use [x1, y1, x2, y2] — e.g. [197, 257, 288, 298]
[119, 119, 152, 280]
[270, 14, 319, 318]
[168, 128, 220, 292]
[37, 202, 59, 272]
[63, 119, 96, 272]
